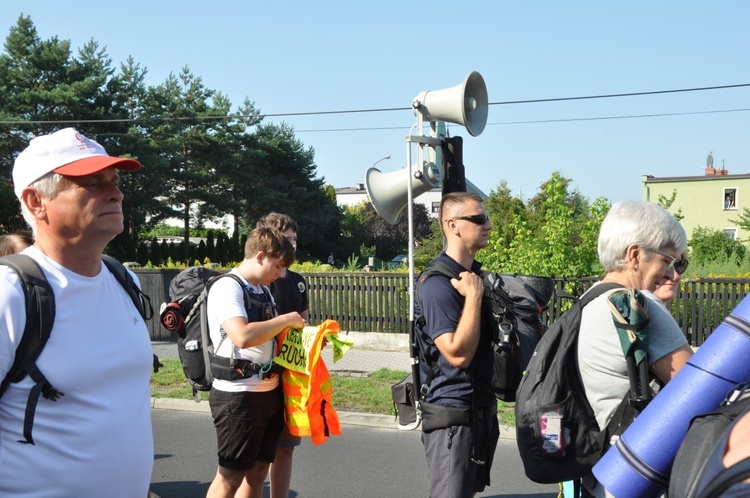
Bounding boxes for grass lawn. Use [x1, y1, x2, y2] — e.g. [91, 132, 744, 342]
[151, 358, 516, 426]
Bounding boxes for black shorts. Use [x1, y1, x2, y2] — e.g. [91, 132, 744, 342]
[278, 422, 302, 447]
[209, 386, 284, 470]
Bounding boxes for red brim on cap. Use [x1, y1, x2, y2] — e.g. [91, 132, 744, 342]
[53, 155, 142, 177]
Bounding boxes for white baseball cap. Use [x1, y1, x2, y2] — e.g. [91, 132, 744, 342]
[13, 128, 141, 199]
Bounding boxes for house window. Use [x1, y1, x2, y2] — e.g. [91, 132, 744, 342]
[724, 188, 737, 210]
[432, 202, 440, 214]
[724, 228, 738, 240]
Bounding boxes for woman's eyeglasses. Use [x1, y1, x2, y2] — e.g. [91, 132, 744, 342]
[450, 213, 490, 225]
[653, 249, 689, 275]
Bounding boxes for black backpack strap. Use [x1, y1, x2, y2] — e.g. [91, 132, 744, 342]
[202, 273, 280, 394]
[0, 254, 59, 445]
[413, 259, 460, 399]
[102, 255, 153, 321]
[577, 282, 624, 308]
[414, 259, 458, 330]
[101, 255, 161, 372]
[698, 456, 750, 498]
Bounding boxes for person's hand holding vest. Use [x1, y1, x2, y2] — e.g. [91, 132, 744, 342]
[283, 311, 305, 330]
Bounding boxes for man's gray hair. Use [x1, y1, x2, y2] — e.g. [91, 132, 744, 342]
[598, 200, 687, 272]
[20, 172, 64, 233]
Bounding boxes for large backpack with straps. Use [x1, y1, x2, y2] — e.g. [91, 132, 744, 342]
[391, 260, 550, 430]
[410, 259, 549, 404]
[0, 253, 155, 445]
[159, 267, 280, 401]
[515, 283, 652, 485]
[669, 382, 750, 498]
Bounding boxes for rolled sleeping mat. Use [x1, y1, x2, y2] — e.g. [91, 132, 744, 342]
[592, 296, 750, 498]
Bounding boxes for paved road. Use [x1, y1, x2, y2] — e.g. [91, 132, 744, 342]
[150, 408, 558, 498]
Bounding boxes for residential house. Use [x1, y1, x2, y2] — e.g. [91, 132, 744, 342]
[642, 160, 750, 242]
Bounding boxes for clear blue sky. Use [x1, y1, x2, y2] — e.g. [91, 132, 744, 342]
[2, 1, 749, 204]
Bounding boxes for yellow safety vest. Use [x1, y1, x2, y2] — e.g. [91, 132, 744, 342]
[274, 320, 352, 445]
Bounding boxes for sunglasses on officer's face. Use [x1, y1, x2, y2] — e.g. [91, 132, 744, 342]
[653, 249, 689, 275]
[451, 213, 490, 225]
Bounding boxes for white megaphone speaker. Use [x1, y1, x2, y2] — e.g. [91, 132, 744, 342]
[365, 162, 440, 225]
[413, 71, 488, 137]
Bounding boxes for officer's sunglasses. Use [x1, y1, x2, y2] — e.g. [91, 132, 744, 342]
[450, 213, 490, 225]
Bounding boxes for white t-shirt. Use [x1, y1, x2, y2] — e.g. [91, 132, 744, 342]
[578, 284, 688, 431]
[0, 247, 154, 498]
[578, 283, 688, 498]
[207, 270, 279, 393]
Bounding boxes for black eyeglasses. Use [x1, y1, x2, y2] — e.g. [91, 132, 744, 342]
[450, 213, 490, 225]
[653, 249, 689, 275]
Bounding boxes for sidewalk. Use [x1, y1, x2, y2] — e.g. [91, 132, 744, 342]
[151, 337, 413, 376]
[151, 336, 412, 428]
[150, 338, 515, 439]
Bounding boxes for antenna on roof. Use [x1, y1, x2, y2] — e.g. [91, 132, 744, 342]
[706, 150, 714, 168]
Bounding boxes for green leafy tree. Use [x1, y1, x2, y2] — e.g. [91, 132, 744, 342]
[414, 218, 443, 269]
[107, 57, 171, 255]
[143, 68, 229, 253]
[339, 202, 373, 263]
[689, 226, 746, 267]
[482, 181, 531, 270]
[244, 122, 341, 261]
[482, 171, 606, 277]
[364, 202, 431, 260]
[484, 180, 527, 250]
[0, 16, 118, 231]
[656, 189, 684, 222]
[729, 208, 750, 245]
[209, 98, 262, 241]
[148, 237, 162, 265]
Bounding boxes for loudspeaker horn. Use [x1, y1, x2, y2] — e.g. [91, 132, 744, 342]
[365, 162, 440, 225]
[413, 71, 488, 137]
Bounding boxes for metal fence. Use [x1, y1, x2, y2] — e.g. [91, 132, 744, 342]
[134, 270, 750, 347]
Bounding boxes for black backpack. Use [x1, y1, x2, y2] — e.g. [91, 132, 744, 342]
[669, 382, 750, 498]
[515, 283, 652, 484]
[0, 253, 155, 445]
[391, 260, 549, 430]
[159, 267, 279, 401]
[413, 259, 550, 402]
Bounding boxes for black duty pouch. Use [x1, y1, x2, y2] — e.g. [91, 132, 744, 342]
[421, 402, 471, 432]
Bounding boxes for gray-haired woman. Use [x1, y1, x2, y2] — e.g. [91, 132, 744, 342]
[578, 200, 694, 497]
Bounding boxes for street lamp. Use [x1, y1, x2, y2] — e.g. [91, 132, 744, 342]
[372, 155, 391, 168]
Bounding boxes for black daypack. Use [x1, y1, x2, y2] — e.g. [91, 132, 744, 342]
[0, 254, 155, 445]
[669, 383, 750, 498]
[159, 267, 279, 401]
[515, 283, 653, 484]
[414, 259, 549, 402]
[482, 271, 551, 401]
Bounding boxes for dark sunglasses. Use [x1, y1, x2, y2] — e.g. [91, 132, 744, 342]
[452, 213, 490, 225]
[653, 249, 690, 275]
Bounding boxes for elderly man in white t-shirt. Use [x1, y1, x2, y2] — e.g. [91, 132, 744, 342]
[0, 128, 154, 497]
